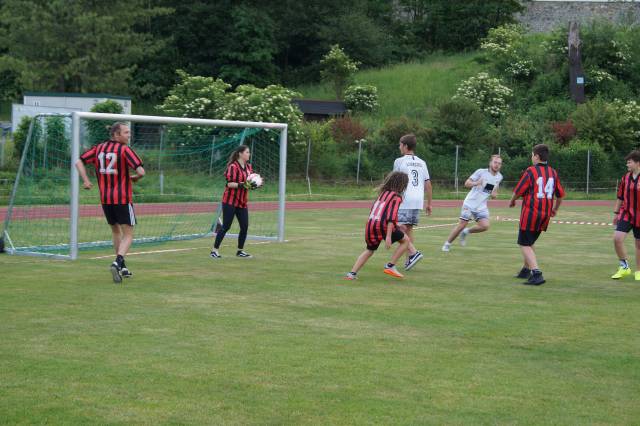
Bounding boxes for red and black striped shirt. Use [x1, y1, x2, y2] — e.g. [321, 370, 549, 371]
[80, 141, 143, 205]
[222, 161, 253, 208]
[365, 190, 402, 247]
[514, 164, 565, 232]
[616, 172, 640, 226]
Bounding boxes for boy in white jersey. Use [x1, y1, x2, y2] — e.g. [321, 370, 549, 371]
[442, 155, 503, 252]
[393, 133, 431, 268]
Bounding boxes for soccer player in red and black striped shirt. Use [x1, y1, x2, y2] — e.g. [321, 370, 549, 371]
[509, 144, 565, 285]
[210, 145, 255, 259]
[611, 150, 640, 281]
[75, 122, 145, 283]
[345, 172, 423, 280]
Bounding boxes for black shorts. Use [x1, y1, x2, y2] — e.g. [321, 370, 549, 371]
[102, 204, 137, 226]
[517, 229, 541, 247]
[616, 219, 640, 239]
[367, 229, 405, 251]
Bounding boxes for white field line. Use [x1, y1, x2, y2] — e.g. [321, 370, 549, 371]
[88, 223, 459, 260]
[496, 216, 612, 226]
[89, 241, 276, 260]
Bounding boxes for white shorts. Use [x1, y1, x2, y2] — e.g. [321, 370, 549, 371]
[460, 205, 490, 222]
[398, 209, 420, 226]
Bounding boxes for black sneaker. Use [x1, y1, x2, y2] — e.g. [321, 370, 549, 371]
[210, 250, 221, 259]
[525, 271, 545, 286]
[121, 267, 133, 278]
[110, 261, 122, 284]
[405, 251, 424, 271]
[515, 267, 531, 279]
[236, 250, 252, 258]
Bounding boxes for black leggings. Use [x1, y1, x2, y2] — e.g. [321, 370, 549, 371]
[214, 203, 249, 250]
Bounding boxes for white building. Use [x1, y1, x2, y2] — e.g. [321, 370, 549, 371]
[11, 92, 132, 131]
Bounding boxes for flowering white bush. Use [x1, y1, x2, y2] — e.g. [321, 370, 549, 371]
[344, 84, 378, 112]
[480, 24, 524, 57]
[157, 70, 230, 118]
[613, 99, 640, 140]
[587, 67, 614, 85]
[224, 84, 303, 137]
[481, 24, 534, 80]
[453, 72, 513, 119]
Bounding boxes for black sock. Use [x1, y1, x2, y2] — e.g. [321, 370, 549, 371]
[116, 255, 124, 267]
[386, 263, 395, 268]
[350, 271, 357, 275]
[532, 269, 542, 275]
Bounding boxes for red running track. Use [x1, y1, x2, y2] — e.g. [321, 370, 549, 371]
[0, 199, 612, 222]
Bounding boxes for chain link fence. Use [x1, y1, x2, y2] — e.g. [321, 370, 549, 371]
[290, 139, 625, 198]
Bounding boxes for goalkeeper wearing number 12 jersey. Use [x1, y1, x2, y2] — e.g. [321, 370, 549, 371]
[509, 144, 565, 286]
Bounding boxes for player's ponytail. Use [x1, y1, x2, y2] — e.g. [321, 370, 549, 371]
[227, 145, 250, 167]
[378, 171, 409, 195]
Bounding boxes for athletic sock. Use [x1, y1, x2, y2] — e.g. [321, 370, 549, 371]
[116, 255, 124, 267]
[532, 268, 542, 275]
[620, 259, 629, 269]
[350, 271, 357, 276]
[386, 263, 395, 268]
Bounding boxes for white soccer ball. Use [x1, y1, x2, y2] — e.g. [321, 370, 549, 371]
[247, 173, 263, 188]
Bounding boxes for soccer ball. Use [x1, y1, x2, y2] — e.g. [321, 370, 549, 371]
[247, 173, 263, 189]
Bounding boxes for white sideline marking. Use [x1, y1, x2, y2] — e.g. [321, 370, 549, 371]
[497, 217, 612, 226]
[89, 241, 277, 260]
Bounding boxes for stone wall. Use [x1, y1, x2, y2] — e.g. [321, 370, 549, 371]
[517, 1, 640, 33]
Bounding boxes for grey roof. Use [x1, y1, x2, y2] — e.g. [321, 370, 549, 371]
[24, 91, 131, 101]
[292, 99, 347, 115]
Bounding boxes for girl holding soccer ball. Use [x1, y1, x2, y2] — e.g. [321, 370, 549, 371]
[210, 144, 262, 259]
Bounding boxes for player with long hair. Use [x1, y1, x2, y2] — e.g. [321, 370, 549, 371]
[210, 145, 255, 259]
[345, 171, 423, 280]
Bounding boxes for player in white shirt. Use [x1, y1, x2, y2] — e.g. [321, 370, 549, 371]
[393, 133, 431, 268]
[442, 155, 503, 252]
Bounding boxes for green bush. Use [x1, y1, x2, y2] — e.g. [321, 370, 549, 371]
[453, 72, 513, 119]
[432, 98, 493, 153]
[571, 99, 635, 152]
[223, 84, 303, 139]
[157, 70, 230, 119]
[344, 84, 378, 113]
[86, 100, 124, 145]
[12, 116, 41, 161]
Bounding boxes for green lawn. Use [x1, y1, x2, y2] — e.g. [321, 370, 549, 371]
[1, 204, 639, 424]
[296, 52, 484, 126]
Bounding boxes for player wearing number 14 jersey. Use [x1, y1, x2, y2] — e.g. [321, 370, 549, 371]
[76, 122, 145, 283]
[509, 144, 565, 285]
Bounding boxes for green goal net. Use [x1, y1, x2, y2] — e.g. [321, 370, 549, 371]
[1, 112, 287, 259]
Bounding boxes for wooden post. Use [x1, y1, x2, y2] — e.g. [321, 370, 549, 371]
[569, 21, 586, 104]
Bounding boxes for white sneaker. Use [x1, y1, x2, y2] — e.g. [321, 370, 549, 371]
[442, 242, 451, 252]
[460, 229, 469, 246]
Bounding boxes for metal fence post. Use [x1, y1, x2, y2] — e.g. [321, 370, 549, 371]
[586, 148, 591, 197]
[454, 145, 460, 195]
[159, 126, 165, 195]
[305, 138, 312, 195]
[209, 135, 216, 177]
[356, 139, 363, 185]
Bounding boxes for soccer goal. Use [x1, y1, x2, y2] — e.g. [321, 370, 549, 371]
[1, 112, 287, 259]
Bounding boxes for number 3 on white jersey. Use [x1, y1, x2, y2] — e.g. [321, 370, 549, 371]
[369, 200, 385, 221]
[536, 176, 555, 199]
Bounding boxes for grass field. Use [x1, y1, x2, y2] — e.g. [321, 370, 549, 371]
[296, 52, 483, 127]
[1, 202, 639, 424]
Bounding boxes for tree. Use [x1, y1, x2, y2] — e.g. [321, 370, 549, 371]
[320, 45, 359, 99]
[86, 100, 124, 145]
[217, 4, 279, 87]
[0, 0, 170, 94]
